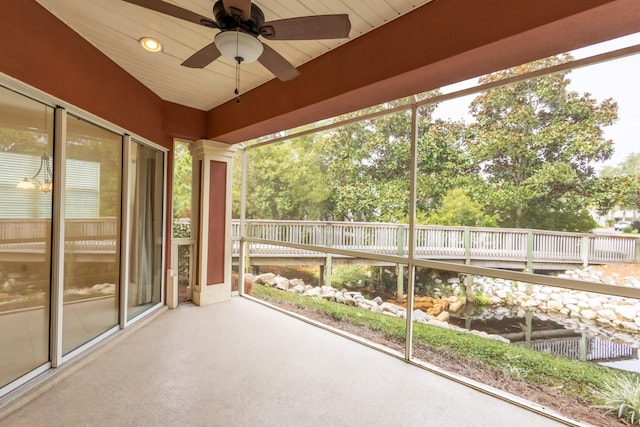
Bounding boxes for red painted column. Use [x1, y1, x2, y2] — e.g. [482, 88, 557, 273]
[191, 140, 236, 306]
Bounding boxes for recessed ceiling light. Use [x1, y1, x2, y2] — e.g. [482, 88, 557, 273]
[139, 37, 163, 53]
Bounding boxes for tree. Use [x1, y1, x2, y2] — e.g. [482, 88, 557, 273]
[322, 105, 411, 222]
[244, 133, 330, 220]
[416, 114, 478, 219]
[595, 153, 640, 216]
[467, 55, 618, 231]
[425, 188, 498, 227]
[172, 141, 193, 219]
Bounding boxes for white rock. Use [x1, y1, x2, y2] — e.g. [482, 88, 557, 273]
[621, 322, 639, 332]
[597, 309, 617, 321]
[587, 299, 603, 310]
[581, 309, 597, 320]
[343, 293, 356, 306]
[566, 304, 581, 313]
[412, 309, 429, 323]
[547, 300, 564, 311]
[303, 287, 322, 297]
[380, 302, 399, 315]
[615, 306, 637, 321]
[577, 301, 590, 309]
[289, 278, 305, 288]
[275, 276, 290, 291]
[255, 273, 277, 286]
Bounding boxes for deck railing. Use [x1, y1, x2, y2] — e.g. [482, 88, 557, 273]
[1, 218, 637, 265]
[232, 220, 639, 265]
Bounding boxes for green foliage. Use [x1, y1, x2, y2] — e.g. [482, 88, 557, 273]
[424, 188, 498, 227]
[595, 153, 640, 215]
[172, 219, 191, 238]
[473, 293, 492, 306]
[600, 153, 640, 177]
[323, 105, 412, 222]
[468, 55, 617, 231]
[330, 266, 374, 288]
[593, 374, 640, 424]
[243, 133, 331, 220]
[173, 141, 193, 219]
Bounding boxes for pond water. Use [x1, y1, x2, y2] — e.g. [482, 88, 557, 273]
[448, 304, 640, 374]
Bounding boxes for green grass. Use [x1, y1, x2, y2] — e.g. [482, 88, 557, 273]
[253, 284, 640, 420]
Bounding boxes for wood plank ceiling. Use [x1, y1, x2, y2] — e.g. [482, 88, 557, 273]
[33, 0, 432, 111]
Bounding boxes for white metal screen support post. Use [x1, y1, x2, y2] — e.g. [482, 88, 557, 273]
[119, 135, 132, 326]
[239, 147, 248, 296]
[50, 107, 67, 368]
[404, 102, 419, 361]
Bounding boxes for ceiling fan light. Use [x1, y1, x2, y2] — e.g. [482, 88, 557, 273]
[215, 31, 263, 64]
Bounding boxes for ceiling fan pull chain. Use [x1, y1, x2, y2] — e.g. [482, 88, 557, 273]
[234, 28, 241, 103]
[235, 59, 241, 103]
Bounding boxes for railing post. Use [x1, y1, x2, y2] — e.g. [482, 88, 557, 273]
[525, 230, 534, 295]
[579, 333, 587, 362]
[396, 225, 406, 303]
[324, 223, 333, 288]
[324, 254, 333, 288]
[581, 235, 590, 268]
[526, 230, 534, 273]
[396, 225, 405, 256]
[635, 238, 640, 264]
[464, 227, 471, 265]
[325, 223, 334, 247]
[397, 264, 405, 304]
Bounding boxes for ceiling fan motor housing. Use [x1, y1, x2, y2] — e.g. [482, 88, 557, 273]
[213, 0, 264, 35]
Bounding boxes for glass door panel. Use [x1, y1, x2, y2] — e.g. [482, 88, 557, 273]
[127, 141, 163, 320]
[0, 87, 53, 387]
[62, 115, 121, 355]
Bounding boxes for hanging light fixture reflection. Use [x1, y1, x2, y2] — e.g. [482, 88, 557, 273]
[16, 151, 53, 193]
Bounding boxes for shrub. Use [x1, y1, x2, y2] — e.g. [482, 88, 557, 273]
[592, 374, 640, 424]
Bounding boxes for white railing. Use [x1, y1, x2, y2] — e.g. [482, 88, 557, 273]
[2, 218, 637, 265]
[232, 220, 639, 265]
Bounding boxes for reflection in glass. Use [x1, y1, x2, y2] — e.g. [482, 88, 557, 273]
[0, 87, 53, 387]
[62, 115, 121, 355]
[127, 142, 163, 320]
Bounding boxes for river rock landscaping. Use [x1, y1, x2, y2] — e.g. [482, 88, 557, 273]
[252, 265, 640, 348]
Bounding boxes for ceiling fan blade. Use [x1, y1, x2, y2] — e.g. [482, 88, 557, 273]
[122, 0, 217, 28]
[260, 15, 351, 40]
[222, 0, 252, 21]
[181, 42, 222, 68]
[258, 44, 301, 81]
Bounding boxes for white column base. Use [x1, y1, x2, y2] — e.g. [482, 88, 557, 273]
[192, 283, 231, 306]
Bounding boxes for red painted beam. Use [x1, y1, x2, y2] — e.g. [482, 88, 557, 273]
[207, 0, 640, 144]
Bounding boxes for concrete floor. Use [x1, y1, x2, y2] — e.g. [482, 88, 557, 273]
[0, 298, 577, 427]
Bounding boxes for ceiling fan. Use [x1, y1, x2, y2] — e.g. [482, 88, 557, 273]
[123, 0, 351, 82]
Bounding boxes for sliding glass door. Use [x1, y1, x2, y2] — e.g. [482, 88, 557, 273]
[0, 87, 53, 387]
[62, 115, 122, 355]
[127, 141, 164, 320]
